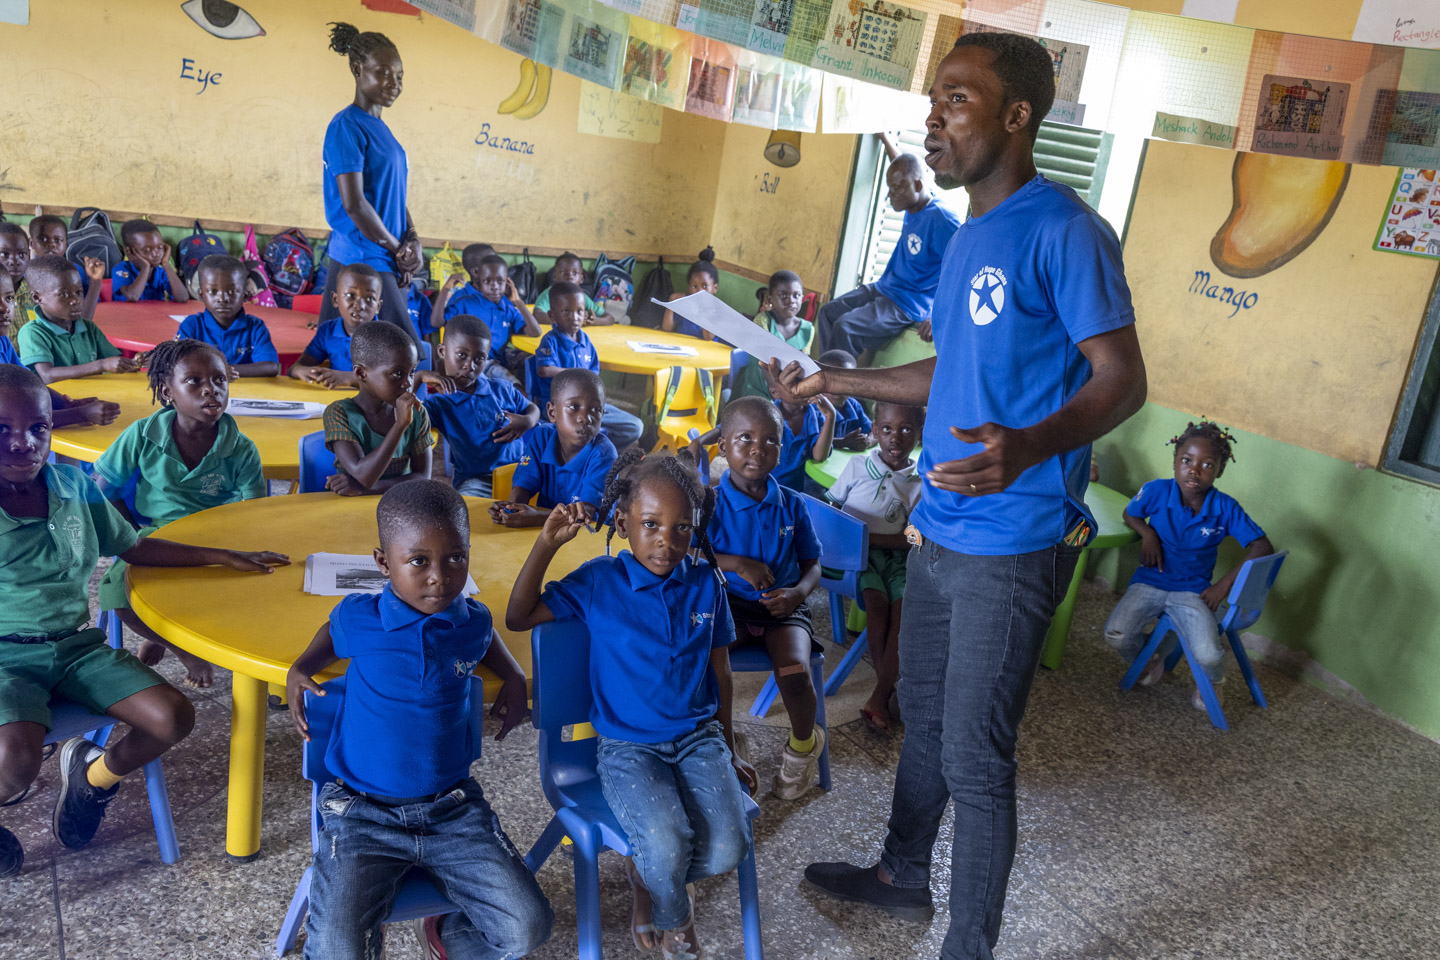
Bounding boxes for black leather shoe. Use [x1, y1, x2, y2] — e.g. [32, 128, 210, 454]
[802, 861, 935, 921]
[0, 826, 23, 878]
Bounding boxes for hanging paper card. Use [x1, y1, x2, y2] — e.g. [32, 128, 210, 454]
[821, 71, 926, 134]
[622, 19, 691, 108]
[561, 1, 628, 86]
[598, 0, 681, 20]
[813, 0, 925, 91]
[1375, 167, 1440, 257]
[501, 0, 566, 65]
[409, 0, 477, 31]
[776, 59, 820, 132]
[687, 37, 738, 121]
[746, 0, 793, 56]
[961, 21, 1089, 125]
[732, 51, 783, 127]
[694, 0, 751, 47]
[1371, 90, 1440, 167]
[579, 79, 665, 140]
[1251, 74, 1350, 161]
[783, 0, 830, 66]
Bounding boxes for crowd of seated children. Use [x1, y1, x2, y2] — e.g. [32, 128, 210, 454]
[93, 339, 266, 689]
[816, 350, 873, 451]
[177, 255, 281, 378]
[432, 248, 539, 382]
[321, 321, 433, 497]
[28, 215, 106, 310]
[489, 368, 617, 529]
[18, 256, 142, 384]
[533, 252, 605, 327]
[0, 363, 287, 880]
[424, 314, 539, 498]
[286, 481, 552, 960]
[0, 270, 118, 428]
[289, 262, 384, 388]
[827, 402, 925, 731]
[1105, 421, 1273, 710]
[508, 448, 753, 959]
[533, 281, 644, 450]
[112, 219, 188, 303]
[662, 247, 720, 341]
[730, 270, 814, 402]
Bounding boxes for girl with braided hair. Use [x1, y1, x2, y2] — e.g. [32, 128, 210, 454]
[508, 448, 755, 960]
[1104, 420, 1273, 711]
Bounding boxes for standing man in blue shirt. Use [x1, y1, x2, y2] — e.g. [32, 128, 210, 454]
[817, 135, 963, 358]
[769, 33, 1147, 960]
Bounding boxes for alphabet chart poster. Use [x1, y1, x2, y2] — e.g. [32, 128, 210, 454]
[1374, 167, 1440, 258]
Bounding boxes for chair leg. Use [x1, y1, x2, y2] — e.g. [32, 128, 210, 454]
[737, 844, 765, 960]
[811, 655, 831, 792]
[1176, 632, 1228, 731]
[142, 758, 180, 864]
[1226, 628, 1268, 709]
[568, 824, 604, 960]
[524, 815, 567, 873]
[274, 867, 312, 957]
[821, 629, 868, 697]
[749, 676, 780, 718]
[1119, 617, 1172, 690]
[828, 592, 846, 645]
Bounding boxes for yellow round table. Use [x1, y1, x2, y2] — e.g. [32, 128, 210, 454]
[49, 374, 354, 481]
[127, 493, 607, 860]
[510, 324, 733, 375]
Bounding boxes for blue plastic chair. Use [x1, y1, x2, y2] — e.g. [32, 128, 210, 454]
[1119, 551, 1288, 731]
[686, 428, 711, 486]
[722, 349, 750, 403]
[524, 620, 766, 960]
[297, 431, 336, 494]
[274, 674, 487, 956]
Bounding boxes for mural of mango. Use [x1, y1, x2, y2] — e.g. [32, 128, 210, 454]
[1210, 152, 1350, 278]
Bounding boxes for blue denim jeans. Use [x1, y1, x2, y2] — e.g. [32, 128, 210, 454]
[879, 539, 1080, 960]
[455, 476, 494, 498]
[304, 778, 553, 960]
[815, 283, 914, 357]
[601, 403, 644, 450]
[597, 721, 752, 930]
[1103, 582, 1225, 681]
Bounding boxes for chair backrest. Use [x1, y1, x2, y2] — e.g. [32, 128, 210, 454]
[530, 620, 600, 806]
[653, 366, 716, 424]
[493, 462, 517, 501]
[727, 349, 750, 389]
[800, 493, 869, 573]
[1219, 550, 1288, 634]
[298, 431, 336, 494]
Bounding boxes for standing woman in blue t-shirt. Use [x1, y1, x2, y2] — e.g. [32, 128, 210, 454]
[316, 22, 423, 346]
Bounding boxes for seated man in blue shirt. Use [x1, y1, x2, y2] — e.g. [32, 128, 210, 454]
[111, 219, 189, 304]
[431, 249, 539, 382]
[176, 255, 281, 378]
[286, 480, 552, 959]
[532, 282, 644, 450]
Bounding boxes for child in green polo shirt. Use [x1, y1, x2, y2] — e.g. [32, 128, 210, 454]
[17, 256, 142, 385]
[94, 339, 267, 689]
[321, 321, 433, 496]
[0, 364, 288, 879]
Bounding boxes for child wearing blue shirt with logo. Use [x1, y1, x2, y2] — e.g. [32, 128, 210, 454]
[431, 251, 540, 369]
[111, 220, 189, 303]
[508, 449, 754, 960]
[424, 315, 539, 498]
[289, 263, 384, 389]
[489, 369, 617, 528]
[817, 350, 874, 451]
[1105, 421, 1273, 711]
[774, 395, 835, 492]
[533, 282, 644, 450]
[176, 256, 281, 378]
[286, 480, 551, 960]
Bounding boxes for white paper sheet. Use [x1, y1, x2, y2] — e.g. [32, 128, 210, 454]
[653, 293, 820, 376]
[1353, 0, 1440, 47]
[625, 340, 698, 357]
[226, 398, 326, 420]
[168, 315, 188, 323]
[304, 553, 480, 598]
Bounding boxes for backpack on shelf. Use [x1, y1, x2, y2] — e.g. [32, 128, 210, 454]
[591, 253, 637, 324]
[262, 228, 315, 297]
[178, 220, 229, 297]
[630, 258, 673, 329]
[510, 248, 538, 305]
[310, 234, 330, 293]
[66, 207, 124, 277]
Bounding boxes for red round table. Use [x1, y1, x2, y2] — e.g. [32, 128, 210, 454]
[93, 301, 318, 367]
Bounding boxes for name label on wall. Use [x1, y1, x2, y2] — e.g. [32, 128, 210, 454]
[1189, 269, 1259, 318]
[179, 58, 222, 95]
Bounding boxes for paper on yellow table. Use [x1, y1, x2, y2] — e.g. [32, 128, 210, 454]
[654, 293, 820, 376]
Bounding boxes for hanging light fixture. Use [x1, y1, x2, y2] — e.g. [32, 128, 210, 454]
[764, 129, 802, 167]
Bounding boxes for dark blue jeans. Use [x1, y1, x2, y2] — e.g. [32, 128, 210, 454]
[304, 778, 553, 960]
[879, 539, 1080, 960]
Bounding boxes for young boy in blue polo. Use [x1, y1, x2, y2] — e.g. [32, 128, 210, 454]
[177, 255, 281, 378]
[424, 315, 539, 498]
[488, 369, 616, 528]
[431, 251, 540, 373]
[289, 263, 384, 389]
[111, 219, 189, 303]
[18, 257, 143, 385]
[0, 364, 287, 878]
[286, 480, 552, 959]
[816, 350, 874, 450]
[774, 394, 835, 492]
[533, 282, 643, 450]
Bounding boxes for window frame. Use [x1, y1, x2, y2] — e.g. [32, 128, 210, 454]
[1383, 271, 1440, 487]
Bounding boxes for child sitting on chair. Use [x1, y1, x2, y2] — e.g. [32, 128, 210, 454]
[321, 322, 433, 496]
[827, 402, 924, 731]
[111, 219, 188, 303]
[816, 350, 873, 451]
[774, 394, 835, 493]
[286, 480, 552, 959]
[507, 449, 754, 960]
[0, 223, 36, 329]
[424, 315, 539, 498]
[662, 247, 720, 340]
[0, 272, 119, 428]
[533, 252, 604, 326]
[533, 282, 644, 450]
[289, 263, 384, 389]
[94, 338, 266, 689]
[0, 364, 286, 878]
[730, 270, 814, 401]
[1104, 421, 1273, 711]
[28, 216, 105, 314]
[177, 255, 281, 378]
[18, 257, 143, 384]
[432, 251, 540, 380]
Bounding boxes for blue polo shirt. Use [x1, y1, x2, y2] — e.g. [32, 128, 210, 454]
[874, 197, 963, 322]
[326, 586, 492, 797]
[912, 175, 1136, 556]
[512, 422, 617, 508]
[406, 284, 433, 339]
[834, 397, 872, 438]
[774, 400, 824, 491]
[323, 105, 408, 272]
[1127, 479, 1265, 595]
[301, 317, 358, 371]
[176, 309, 279, 367]
[110, 260, 174, 302]
[423, 378, 532, 482]
[542, 552, 735, 743]
[532, 328, 599, 406]
[0, 335, 19, 365]
[444, 285, 528, 359]
[708, 471, 821, 600]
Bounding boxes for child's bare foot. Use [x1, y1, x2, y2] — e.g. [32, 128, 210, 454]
[175, 650, 216, 689]
[660, 921, 703, 960]
[626, 858, 658, 950]
[861, 693, 891, 731]
[137, 639, 166, 667]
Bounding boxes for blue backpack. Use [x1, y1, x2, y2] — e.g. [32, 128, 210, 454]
[261, 228, 315, 297]
[178, 220, 228, 292]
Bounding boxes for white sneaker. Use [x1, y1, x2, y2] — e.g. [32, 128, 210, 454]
[772, 728, 825, 800]
[1136, 657, 1164, 687]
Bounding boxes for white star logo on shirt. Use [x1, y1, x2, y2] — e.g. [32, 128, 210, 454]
[906, 233, 922, 255]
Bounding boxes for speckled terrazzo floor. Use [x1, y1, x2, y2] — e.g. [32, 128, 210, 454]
[4, 573, 1439, 960]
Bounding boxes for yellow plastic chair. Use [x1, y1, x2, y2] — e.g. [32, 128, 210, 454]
[492, 462, 517, 501]
[650, 365, 718, 457]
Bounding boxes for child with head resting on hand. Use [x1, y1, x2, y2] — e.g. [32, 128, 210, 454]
[287, 480, 552, 959]
[27, 216, 105, 318]
[111, 219, 188, 303]
[177, 255, 282, 378]
[0, 364, 286, 879]
[289, 262, 384, 389]
[0, 273, 118, 428]
[507, 449, 754, 960]
[773, 393, 835, 492]
[432, 250, 540, 382]
[18, 257, 143, 384]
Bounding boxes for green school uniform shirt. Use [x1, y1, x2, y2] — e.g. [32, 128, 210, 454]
[730, 310, 816, 401]
[93, 409, 266, 527]
[16, 308, 121, 370]
[0, 464, 139, 638]
[534, 287, 599, 316]
[323, 396, 434, 480]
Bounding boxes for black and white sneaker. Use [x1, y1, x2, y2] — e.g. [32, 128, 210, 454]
[0, 826, 23, 878]
[53, 738, 118, 849]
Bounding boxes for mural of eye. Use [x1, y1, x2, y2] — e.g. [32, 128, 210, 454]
[181, 0, 265, 39]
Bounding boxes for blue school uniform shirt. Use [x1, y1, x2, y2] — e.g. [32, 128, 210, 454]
[301, 317, 357, 372]
[406, 285, 433, 340]
[874, 197, 963, 322]
[323, 105, 408, 272]
[175, 309, 279, 367]
[708, 471, 821, 601]
[774, 400, 823, 491]
[834, 397, 872, 438]
[0, 335, 19, 365]
[532, 328, 599, 406]
[1126, 479, 1265, 595]
[326, 585, 492, 797]
[110, 260, 173, 302]
[512, 422, 617, 508]
[423, 379, 532, 482]
[542, 552, 735, 743]
[444, 284, 528, 359]
[912, 175, 1136, 556]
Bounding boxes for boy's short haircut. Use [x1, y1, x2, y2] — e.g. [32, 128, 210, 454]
[336, 262, 382, 287]
[0, 361, 48, 398]
[444, 314, 492, 344]
[28, 215, 66, 238]
[24, 254, 79, 291]
[0, 222, 28, 241]
[197, 254, 247, 284]
[873, 400, 926, 428]
[547, 281, 584, 303]
[377, 478, 469, 547]
[476, 254, 508, 274]
[462, 243, 497, 272]
[721, 394, 782, 434]
[550, 368, 604, 404]
[555, 251, 582, 268]
[768, 269, 802, 291]
[818, 349, 857, 368]
[351, 319, 415, 370]
[120, 218, 160, 247]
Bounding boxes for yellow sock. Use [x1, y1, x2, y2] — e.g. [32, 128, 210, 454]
[86, 755, 124, 790]
[788, 731, 816, 753]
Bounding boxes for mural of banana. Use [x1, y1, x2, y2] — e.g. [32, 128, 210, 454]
[497, 58, 552, 120]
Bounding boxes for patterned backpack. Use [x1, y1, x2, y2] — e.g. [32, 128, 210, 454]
[261, 228, 316, 297]
[591, 253, 637, 324]
[178, 220, 229, 296]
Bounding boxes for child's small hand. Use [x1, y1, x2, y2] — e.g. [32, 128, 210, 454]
[227, 365, 241, 381]
[75, 398, 121, 425]
[285, 666, 324, 742]
[538, 502, 586, 544]
[394, 391, 418, 430]
[1200, 582, 1227, 610]
[223, 550, 291, 573]
[1138, 529, 1164, 571]
[489, 500, 531, 527]
[505, 277, 522, 305]
[491, 411, 528, 443]
[814, 395, 837, 420]
[82, 257, 106, 282]
[100, 355, 138, 374]
[159, 242, 174, 267]
[916, 319, 933, 343]
[326, 473, 366, 497]
[759, 586, 803, 619]
[732, 558, 775, 592]
[417, 370, 456, 394]
[732, 753, 758, 796]
[490, 673, 531, 741]
[309, 368, 348, 389]
[443, 272, 467, 291]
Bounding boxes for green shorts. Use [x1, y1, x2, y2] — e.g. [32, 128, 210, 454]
[97, 524, 157, 611]
[858, 546, 909, 602]
[0, 628, 165, 730]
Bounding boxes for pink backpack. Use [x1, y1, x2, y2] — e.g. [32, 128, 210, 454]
[242, 224, 277, 308]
